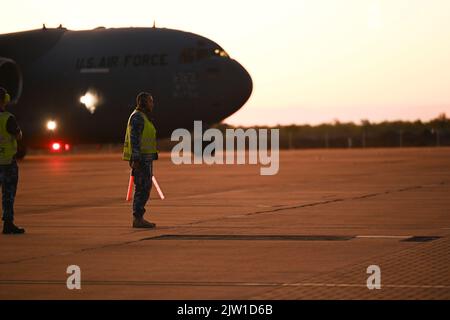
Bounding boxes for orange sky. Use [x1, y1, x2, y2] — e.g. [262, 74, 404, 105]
[2, 0, 450, 125]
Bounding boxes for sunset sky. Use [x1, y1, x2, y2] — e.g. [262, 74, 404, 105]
[2, 0, 450, 125]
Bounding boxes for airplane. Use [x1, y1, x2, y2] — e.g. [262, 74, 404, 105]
[0, 25, 252, 156]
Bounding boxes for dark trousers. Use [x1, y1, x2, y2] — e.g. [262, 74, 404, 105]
[0, 161, 18, 222]
[132, 159, 153, 218]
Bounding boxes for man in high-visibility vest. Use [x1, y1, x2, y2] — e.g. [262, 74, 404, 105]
[123, 92, 158, 228]
[0, 87, 25, 234]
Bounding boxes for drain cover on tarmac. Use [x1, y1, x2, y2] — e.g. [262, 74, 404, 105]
[402, 236, 441, 242]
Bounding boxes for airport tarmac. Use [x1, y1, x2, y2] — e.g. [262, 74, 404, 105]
[0, 148, 449, 299]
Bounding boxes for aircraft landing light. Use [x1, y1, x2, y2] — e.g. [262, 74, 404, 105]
[79, 91, 99, 114]
[46, 120, 57, 131]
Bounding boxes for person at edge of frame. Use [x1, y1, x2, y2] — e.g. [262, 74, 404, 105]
[0, 87, 25, 234]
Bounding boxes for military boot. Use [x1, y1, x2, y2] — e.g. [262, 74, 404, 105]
[3, 221, 25, 234]
[133, 217, 156, 229]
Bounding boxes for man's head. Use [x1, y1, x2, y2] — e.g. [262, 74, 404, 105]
[0, 87, 10, 110]
[136, 92, 154, 113]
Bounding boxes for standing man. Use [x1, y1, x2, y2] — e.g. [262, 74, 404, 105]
[0, 87, 25, 234]
[123, 92, 158, 228]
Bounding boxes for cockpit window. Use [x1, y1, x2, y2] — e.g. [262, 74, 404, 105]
[180, 47, 229, 63]
[214, 48, 229, 58]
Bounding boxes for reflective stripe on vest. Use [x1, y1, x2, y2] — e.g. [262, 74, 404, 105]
[0, 112, 17, 165]
[122, 110, 157, 161]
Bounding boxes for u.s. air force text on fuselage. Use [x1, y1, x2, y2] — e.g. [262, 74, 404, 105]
[75, 53, 168, 70]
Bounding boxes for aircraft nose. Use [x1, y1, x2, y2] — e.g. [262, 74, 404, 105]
[201, 58, 253, 122]
[229, 60, 253, 112]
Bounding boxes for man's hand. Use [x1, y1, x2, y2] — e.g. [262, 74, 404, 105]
[16, 130, 23, 141]
[130, 160, 140, 169]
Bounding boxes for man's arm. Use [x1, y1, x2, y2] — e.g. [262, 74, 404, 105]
[6, 115, 22, 141]
[129, 113, 144, 162]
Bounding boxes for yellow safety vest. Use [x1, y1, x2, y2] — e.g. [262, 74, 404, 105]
[123, 109, 157, 161]
[0, 112, 18, 165]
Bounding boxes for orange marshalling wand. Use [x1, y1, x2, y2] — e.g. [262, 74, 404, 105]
[126, 172, 165, 201]
[152, 176, 165, 200]
[126, 172, 134, 202]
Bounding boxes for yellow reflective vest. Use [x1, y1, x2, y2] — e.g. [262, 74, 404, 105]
[123, 109, 157, 161]
[0, 112, 18, 165]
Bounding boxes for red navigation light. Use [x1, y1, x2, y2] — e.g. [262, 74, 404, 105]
[64, 143, 70, 151]
[51, 142, 61, 151]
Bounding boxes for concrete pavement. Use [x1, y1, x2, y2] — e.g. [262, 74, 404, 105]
[0, 148, 449, 299]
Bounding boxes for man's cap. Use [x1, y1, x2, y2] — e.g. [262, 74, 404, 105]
[136, 92, 152, 106]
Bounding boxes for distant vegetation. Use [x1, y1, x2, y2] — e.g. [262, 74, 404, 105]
[158, 114, 450, 150]
[222, 113, 450, 149]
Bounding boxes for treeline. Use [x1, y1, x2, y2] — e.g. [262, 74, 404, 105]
[157, 114, 450, 150]
[244, 114, 450, 149]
